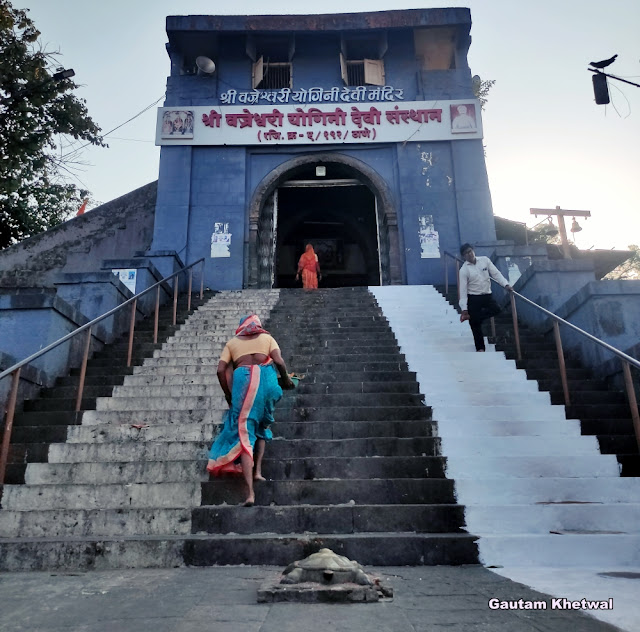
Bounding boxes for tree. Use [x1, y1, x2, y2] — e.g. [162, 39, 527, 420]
[0, 1, 105, 249]
[472, 77, 496, 110]
[604, 245, 640, 280]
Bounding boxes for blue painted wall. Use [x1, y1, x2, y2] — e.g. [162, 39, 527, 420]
[151, 10, 496, 289]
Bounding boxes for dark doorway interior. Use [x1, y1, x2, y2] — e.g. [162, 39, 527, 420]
[275, 184, 380, 288]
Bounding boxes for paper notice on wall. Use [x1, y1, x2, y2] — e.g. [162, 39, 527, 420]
[211, 222, 231, 258]
[418, 215, 440, 258]
[112, 269, 137, 294]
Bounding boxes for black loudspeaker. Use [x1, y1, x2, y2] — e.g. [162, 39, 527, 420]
[592, 73, 610, 105]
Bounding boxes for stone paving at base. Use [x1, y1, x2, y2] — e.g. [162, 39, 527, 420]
[0, 565, 626, 632]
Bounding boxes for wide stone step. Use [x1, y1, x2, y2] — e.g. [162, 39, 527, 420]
[448, 455, 620, 479]
[457, 476, 640, 504]
[435, 418, 583, 438]
[0, 508, 192, 538]
[24, 460, 207, 484]
[0, 537, 185, 571]
[295, 381, 420, 395]
[95, 396, 225, 411]
[465, 503, 640, 534]
[261, 456, 446, 479]
[191, 504, 466, 535]
[80, 409, 215, 425]
[201, 478, 456, 506]
[267, 436, 440, 458]
[437, 435, 601, 457]
[476, 533, 640, 567]
[66, 424, 216, 444]
[287, 393, 426, 408]
[275, 420, 437, 440]
[23, 397, 96, 412]
[1, 482, 200, 510]
[10, 425, 69, 444]
[183, 532, 479, 567]
[47, 441, 209, 463]
[275, 405, 432, 422]
[202, 477, 455, 507]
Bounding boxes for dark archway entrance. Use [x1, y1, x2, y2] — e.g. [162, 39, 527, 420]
[276, 179, 379, 288]
[247, 153, 403, 288]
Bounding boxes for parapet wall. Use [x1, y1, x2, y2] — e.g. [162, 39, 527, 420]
[0, 181, 157, 288]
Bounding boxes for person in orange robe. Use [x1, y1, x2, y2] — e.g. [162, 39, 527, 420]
[296, 243, 321, 289]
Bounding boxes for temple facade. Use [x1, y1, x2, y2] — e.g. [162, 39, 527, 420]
[151, 9, 496, 289]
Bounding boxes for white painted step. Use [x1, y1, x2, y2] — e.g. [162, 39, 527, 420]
[465, 504, 640, 534]
[455, 477, 640, 504]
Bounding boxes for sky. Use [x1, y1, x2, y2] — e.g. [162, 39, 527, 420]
[18, 0, 640, 251]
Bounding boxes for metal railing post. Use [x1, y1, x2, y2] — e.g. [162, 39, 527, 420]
[490, 317, 496, 339]
[200, 260, 205, 299]
[173, 276, 178, 326]
[187, 269, 193, 313]
[444, 258, 449, 296]
[455, 260, 460, 304]
[75, 327, 92, 412]
[127, 298, 137, 368]
[622, 362, 640, 451]
[153, 287, 160, 345]
[0, 368, 21, 485]
[510, 292, 522, 361]
[553, 321, 571, 407]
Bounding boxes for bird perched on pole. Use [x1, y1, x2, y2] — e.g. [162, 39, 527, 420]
[589, 54, 618, 69]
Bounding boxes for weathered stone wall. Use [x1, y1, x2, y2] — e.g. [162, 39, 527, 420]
[0, 182, 157, 288]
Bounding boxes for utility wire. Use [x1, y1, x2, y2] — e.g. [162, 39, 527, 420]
[61, 94, 165, 161]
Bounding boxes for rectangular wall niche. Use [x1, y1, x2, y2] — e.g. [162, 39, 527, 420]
[211, 222, 231, 258]
[419, 215, 440, 258]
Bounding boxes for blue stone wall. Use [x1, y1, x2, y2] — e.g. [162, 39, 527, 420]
[152, 16, 496, 288]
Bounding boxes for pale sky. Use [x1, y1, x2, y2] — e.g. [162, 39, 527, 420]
[20, 0, 640, 250]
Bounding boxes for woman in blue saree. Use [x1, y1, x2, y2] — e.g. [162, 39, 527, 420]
[207, 315, 294, 506]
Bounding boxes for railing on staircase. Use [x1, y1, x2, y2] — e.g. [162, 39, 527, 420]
[0, 258, 205, 485]
[443, 251, 640, 450]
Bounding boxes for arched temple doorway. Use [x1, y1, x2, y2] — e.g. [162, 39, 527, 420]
[247, 154, 403, 288]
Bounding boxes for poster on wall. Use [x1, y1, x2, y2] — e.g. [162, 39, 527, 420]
[112, 269, 137, 294]
[450, 103, 477, 133]
[418, 215, 440, 259]
[211, 222, 231, 258]
[161, 110, 195, 138]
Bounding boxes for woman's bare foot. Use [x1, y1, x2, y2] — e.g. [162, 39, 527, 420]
[243, 493, 255, 507]
[254, 474, 266, 482]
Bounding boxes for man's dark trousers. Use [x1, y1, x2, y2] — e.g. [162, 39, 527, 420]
[467, 293, 502, 351]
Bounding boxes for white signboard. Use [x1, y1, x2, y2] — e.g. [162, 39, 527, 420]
[155, 99, 482, 147]
[112, 269, 137, 294]
[211, 223, 231, 258]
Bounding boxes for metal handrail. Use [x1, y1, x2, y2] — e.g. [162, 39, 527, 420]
[0, 258, 205, 484]
[443, 250, 640, 449]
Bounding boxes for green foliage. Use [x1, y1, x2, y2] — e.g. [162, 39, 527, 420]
[0, 0, 104, 249]
[604, 245, 640, 280]
[472, 78, 496, 110]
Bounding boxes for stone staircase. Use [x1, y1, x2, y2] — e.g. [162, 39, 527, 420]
[0, 290, 280, 570]
[437, 284, 640, 476]
[0, 287, 479, 570]
[374, 285, 640, 567]
[188, 287, 478, 566]
[2, 291, 213, 486]
[2, 285, 638, 571]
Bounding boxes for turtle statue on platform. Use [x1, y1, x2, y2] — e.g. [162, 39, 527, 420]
[281, 548, 374, 586]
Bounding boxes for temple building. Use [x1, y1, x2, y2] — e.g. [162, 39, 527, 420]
[151, 8, 495, 289]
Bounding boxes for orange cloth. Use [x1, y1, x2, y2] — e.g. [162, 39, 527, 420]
[298, 244, 320, 289]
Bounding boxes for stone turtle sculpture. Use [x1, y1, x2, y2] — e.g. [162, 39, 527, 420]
[281, 548, 374, 586]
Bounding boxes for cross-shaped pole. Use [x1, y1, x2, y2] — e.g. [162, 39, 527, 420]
[530, 206, 591, 259]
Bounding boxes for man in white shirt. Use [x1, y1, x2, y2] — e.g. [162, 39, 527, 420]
[458, 243, 512, 352]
